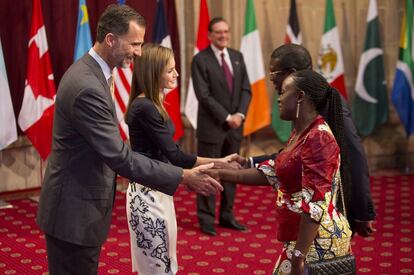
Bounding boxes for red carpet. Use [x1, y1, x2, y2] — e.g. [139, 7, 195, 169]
[0, 174, 413, 274]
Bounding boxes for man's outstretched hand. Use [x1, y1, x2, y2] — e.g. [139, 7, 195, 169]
[353, 220, 376, 237]
[181, 163, 223, 196]
[218, 153, 247, 169]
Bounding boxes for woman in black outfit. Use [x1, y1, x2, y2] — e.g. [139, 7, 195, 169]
[124, 44, 238, 275]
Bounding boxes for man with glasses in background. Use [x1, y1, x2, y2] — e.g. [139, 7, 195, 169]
[191, 17, 252, 236]
[243, 44, 376, 238]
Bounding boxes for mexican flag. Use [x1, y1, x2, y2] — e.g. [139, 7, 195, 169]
[352, 0, 388, 136]
[240, 0, 270, 136]
[317, 0, 348, 99]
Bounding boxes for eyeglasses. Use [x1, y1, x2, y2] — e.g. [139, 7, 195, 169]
[268, 68, 296, 81]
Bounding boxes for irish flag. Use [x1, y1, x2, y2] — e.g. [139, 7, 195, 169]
[317, 0, 347, 99]
[240, 0, 270, 136]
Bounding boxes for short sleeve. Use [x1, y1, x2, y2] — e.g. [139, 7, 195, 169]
[257, 159, 279, 190]
[300, 125, 340, 223]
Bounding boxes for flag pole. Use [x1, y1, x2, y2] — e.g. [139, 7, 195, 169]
[40, 157, 44, 185]
[242, 135, 251, 157]
[0, 150, 12, 208]
[404, 136, 413, 174]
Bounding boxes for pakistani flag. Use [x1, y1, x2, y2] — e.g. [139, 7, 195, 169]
[240, 0, 270, 136]
[317, 0, 348, 99]
[391, 0, 414, 136]
[352, 0, 388, 136]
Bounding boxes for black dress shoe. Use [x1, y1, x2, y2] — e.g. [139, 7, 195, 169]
[219, 219, 247, 231]
[200, 224, 217, 236]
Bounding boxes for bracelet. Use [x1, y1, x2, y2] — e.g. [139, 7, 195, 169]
[292, 249, 305, 259]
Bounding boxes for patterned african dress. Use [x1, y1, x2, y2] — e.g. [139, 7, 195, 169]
[126, 97, 196, 275]
[257, 115, 352, 275]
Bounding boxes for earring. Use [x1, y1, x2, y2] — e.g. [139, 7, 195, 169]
[295, 101, 301, 118]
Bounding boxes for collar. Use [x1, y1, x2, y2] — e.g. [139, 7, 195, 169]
[210, 44, 230, 60]
[88, 48, 112, 83]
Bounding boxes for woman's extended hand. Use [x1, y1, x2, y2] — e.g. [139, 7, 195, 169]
[213, 153, 245, 169]
[203, 169, 221, 182]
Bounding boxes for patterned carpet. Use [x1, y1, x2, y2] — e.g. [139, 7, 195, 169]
[0, 174, 413, 274]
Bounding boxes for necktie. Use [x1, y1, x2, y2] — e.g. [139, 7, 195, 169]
[108, 75, 115, 100]
[221, 53, 233, 93]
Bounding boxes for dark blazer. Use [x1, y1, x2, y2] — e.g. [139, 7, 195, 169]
[251, 96, 376, 223]
[36, 54, 183, 247]
[126, 97, 197, 168]
[191, 46, 251, 143]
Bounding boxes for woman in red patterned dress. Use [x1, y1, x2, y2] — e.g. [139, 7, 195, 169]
[207, 70, 352, 275]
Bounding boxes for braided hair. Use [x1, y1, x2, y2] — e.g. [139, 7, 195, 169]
[290, 70, 351, 215]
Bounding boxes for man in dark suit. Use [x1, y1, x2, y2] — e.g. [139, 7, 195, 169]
[36, 5, 222, 275]
[191, 17, 251, 236]
[243, 44, 376, 237]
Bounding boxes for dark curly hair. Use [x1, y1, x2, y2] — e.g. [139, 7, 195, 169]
[96, 4, 146, 43]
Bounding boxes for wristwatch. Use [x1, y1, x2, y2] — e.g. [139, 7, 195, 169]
[292, 249, 305, 259]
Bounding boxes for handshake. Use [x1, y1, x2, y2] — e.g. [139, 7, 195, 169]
[180, 153, 248, 196]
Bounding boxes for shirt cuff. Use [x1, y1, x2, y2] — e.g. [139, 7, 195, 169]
[248, 156, 254, 168]
[235, 112, 245, 120]
[226, 114, 231, 121]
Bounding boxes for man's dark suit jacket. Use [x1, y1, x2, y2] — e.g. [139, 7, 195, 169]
[36, 54, 183, 247]
[191, 46, 251, 144]
[251, 97, 376, 224]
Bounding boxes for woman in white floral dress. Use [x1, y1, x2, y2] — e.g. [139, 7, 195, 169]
[124, 44, 238, 275]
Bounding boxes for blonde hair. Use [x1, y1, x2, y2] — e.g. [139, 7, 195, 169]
[126, 43, 174, 121]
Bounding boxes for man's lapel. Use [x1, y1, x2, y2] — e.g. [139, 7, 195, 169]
[229, 50, 242, 107]
[82, 54, 117, 119]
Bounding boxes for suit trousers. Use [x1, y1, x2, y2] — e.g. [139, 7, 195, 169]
[45, 234, 102, 275]
[196, 133, 241, 226]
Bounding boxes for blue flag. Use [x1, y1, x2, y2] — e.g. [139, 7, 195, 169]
[152, 0, 184, 141]
[74, 0, 92, 61]
[391, 0, 414, 136]
[118, 0, 126, 4]
[153, 0, 170, 47]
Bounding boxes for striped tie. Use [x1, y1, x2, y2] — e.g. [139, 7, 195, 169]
[108, 75, 115, 99]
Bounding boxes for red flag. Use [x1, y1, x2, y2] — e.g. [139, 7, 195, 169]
[164, 0, 184, 140]
[184, 0, 210, 129]
[18, 0, 56, 160]
[153, 0, 184, 141]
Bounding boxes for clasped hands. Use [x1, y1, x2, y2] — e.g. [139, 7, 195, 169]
[181, 153, 245, 196]
[227, 114, 243, 129]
